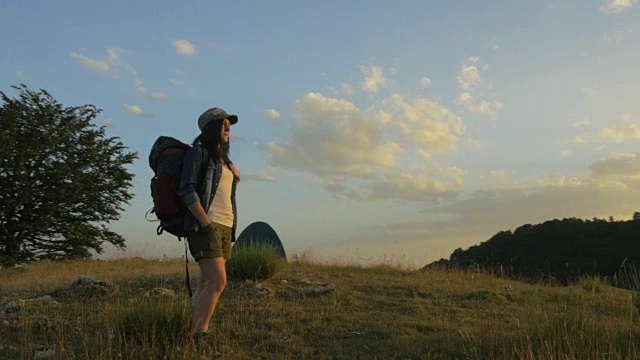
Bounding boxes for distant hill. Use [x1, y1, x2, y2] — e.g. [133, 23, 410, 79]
[426, 218, 640, 285]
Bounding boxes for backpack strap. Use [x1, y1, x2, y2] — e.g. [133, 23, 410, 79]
[184, 239, 193, 298]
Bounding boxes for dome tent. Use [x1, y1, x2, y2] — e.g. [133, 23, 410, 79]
[234, 221, 286, 259]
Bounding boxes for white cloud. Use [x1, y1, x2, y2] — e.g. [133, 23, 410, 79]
[361, 65, 388, 93]
[123, 104, 153, 118]
[16, 70, 23, 78]
[600, 0, 634, 13]
[341, 83, 355, 95]
[245, 167, 279, 183]
[457, 92, 472, 104]
[170, 78, 185, 86]
[559, 150, 574, 159]
[573, 117, 592, 129]
[340, 170, 464, 202]
[149, 92, 167, 101]
[260, 90, 469, 202]
[106, 48, 120, 65]
[71, 48, 166, 97]
[463, 99, 505, 120]
[601, 124, 640, 140]
[574, 135, 587, 144]
[172, 39, 196, 56]
[488, 170, 524, 188]
[262, 92, 402, 178]
[99, 118, 115, 128]
[590, 152, 640, 177]
[264, 108, 281, 123]
[419, 77, 431, 88]
[458, 57, 482, 91]
[374, 109, 393, 126]
[385, 94, 465, 157]
[456, 57, 504, 120]
[581, 87, 595, 95]
[490, 170, 509, 182]
[122, 64, 146, 94]
[603, 30, 633, 44]
[467, 138, 486, 150]
[71, 52, 112, 73]
[535, 173, 585, 187]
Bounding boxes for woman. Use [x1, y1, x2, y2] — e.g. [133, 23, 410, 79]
[178, 107, 241, 337]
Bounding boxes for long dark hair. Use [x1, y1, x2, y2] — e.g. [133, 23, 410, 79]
[193, 120, 230, 164]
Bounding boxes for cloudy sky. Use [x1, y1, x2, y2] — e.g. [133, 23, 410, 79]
[1, 1, 638, 267]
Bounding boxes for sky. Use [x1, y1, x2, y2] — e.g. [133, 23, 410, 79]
[1, 1, 639, 268]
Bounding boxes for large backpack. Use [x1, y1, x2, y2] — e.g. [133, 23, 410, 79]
[148, 136, 207, 297]
[148, 136, 192, 238]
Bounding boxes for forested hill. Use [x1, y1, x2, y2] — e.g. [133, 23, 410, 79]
[427, 218, 640, 284]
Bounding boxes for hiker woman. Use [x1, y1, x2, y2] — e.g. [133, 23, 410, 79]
[178, 107, 241, 336]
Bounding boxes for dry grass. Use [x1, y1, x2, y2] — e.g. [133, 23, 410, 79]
[0, 257, 638, 359]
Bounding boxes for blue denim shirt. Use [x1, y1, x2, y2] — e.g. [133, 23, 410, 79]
[178, 144, 237, 241]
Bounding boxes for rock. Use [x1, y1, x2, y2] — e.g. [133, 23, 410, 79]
[304, 284, 336, 297]
[33, 317, 51, 328]
[0, 344, 17, 351]
[144, 288, 175, 298]
[28, 296, 59, 306]
[253, 287, 272, 298]
[72, 275, 105, 287]
[33, 349, 56, 359]
[53, 275, 110, 298]
[0, 299, 26, 314]
[163, 276, 178, 285]
[245, 282, 272, 297]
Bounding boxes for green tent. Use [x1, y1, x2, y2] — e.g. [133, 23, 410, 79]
[234, 221, 286, 259]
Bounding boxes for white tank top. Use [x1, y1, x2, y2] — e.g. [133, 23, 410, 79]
[207, 164, 234, 227]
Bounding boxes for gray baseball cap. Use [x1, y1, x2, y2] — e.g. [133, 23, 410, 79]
[198, 107, 238, 130]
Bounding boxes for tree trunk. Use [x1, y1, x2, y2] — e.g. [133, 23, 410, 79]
[0, 232, 23, 264]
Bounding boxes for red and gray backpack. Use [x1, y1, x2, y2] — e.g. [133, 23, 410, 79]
[147, 136, 192, 238]
[148, 136, 208, 297]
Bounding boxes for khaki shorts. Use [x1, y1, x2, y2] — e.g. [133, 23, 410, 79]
[187, 222, 232, 261]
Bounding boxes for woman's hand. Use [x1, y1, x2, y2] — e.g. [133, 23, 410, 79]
[228, 162, 241, 186]
[187, 202, 212, 228]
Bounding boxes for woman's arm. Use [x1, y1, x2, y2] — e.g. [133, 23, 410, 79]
[178, 146, 211, 227]
[187, 202, 211, 227]
[228, 161, 241, 186]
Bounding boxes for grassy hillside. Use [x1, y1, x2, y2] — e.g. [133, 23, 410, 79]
[0, 258, 638, 359]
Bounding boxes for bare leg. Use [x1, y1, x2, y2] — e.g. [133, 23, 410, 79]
[191, 257, 227, 333]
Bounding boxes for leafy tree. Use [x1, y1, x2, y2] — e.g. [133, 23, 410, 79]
[0, 85, 137, 264]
